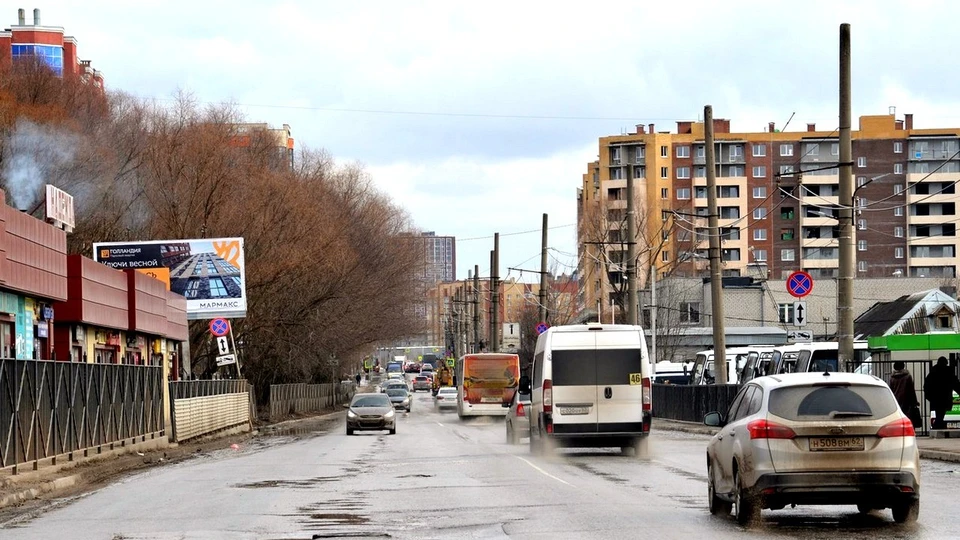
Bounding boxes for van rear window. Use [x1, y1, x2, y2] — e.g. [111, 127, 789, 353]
[551, 349, 643, 386]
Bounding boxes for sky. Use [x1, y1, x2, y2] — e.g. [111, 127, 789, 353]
[17, 1, 960, 280]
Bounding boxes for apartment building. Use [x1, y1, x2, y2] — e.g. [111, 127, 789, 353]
[578, 111, 960, 317]
[0, 8, 103, 87]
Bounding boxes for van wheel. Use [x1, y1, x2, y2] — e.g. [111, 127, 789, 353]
[892, 500, 919, 524]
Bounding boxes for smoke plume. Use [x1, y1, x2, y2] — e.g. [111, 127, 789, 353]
[1, 119, 76, 210]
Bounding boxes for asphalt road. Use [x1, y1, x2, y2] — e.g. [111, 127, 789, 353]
[3, 386, 960, 539]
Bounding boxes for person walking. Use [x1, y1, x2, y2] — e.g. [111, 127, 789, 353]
[924, 357, 960, 430]
[888, 361, 920, 427]
[355, 372, 362, 386]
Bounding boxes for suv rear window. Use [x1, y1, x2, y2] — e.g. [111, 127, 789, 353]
[768, 384, 898, 421]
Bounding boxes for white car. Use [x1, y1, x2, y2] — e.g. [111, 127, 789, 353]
[434, 386, 458, 411]
[704, 372, 920, 526]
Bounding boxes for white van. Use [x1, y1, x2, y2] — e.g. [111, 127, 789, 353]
[688, 347, 752, 385]
[768, 341, 870, 375]
[527, 323, 652, 455]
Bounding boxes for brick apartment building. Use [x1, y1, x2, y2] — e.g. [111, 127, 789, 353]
[579, 111, 960, 315]
[0, 8, 103, 87]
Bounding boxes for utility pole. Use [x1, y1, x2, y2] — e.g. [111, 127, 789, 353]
[626, 150, 639, 326]
[489, 250, 495, 352]
[539, 213, 549, 323]
[492, 233, 500, 352]
[838, 23, 855, 369]
[466, 269, 473, 355]
[705, 105, 728, 385]
[651, 266, 657, 363]
[473, 264, 480, 353]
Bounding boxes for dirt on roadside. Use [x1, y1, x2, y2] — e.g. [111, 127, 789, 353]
[0, 409, 346, 523]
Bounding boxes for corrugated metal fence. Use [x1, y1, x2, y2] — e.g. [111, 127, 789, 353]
[169, 380, 255, 442]
[269, 383, 355, 422]
[0, 359, 164, 473]
[652, 383, 741, 423]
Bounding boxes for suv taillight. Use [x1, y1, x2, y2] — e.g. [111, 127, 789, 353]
[747, 419, 796, 439]
[641, 377, 651, 412]
[516, 402, 525, 417]
[543, 379, 552, 414]
[877, 417, 916, 438]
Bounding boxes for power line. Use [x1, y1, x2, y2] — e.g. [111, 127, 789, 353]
[457, 223, 574, 242]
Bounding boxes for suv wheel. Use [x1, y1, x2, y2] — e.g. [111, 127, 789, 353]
[708, 461, 732, 516]
[891, 500, 919, 524]
[734, 468, 760, 526]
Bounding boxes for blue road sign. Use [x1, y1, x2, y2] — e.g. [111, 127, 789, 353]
[210, 318, 230, 337]
[786, 271, 813, 298]
[536, 322, 549, 335]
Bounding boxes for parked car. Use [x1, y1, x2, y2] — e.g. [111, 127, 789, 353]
[412, 375, 432, 392]
[386, 388, 412, 412]
[704, 372, 920, 526]
[434, 386, 458, 411]
[505, 391, 531, 444]
[345, 393, 396, 435]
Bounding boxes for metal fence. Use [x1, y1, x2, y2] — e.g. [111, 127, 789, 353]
[845, 358, 934, 436]
[269, 382, 355, 422]
[170, 379, 249, 399]
[652, 383, 741, 423]
[0, 358, 164, 473]
[169, 380, 256, 442]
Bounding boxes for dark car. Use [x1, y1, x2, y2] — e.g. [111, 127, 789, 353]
[345, 393, 396, 435]
[386, 388, 412, 412]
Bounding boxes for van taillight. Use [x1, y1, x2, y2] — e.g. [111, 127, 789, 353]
[641, 377, 651, 412]
[877, 417, 916, 438]
[543, 379, 553, 414]
[516, 403, 525, 417]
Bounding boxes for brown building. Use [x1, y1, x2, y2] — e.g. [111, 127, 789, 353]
[579, 111, 960, 317]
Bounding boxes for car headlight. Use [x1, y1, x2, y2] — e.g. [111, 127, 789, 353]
[403, 397, 410, 404]
[347, 409, 357, 419]
[385, 409, 395, 418]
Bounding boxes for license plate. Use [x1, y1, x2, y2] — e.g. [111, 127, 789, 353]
[559, 406, 590, 415]
[808, 436, 865, 452]
[481, 397, 501, 403]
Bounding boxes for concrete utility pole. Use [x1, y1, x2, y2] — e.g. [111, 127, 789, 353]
[838, 23, 855, 369]
[651, 265, 657, 363]
[489, 250, 495, 352]
[539, 213, 549, 323]
[705, 105, 728, 385]
[466, 269, 473, 355]
[473, 264, 480, 353]
[492, 233, 500, 352]
[626, 151, 639, 326]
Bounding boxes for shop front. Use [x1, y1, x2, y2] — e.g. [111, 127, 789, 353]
[53, 255, 129, 363]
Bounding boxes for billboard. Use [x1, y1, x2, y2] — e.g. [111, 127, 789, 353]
[93, 238, 246, 320]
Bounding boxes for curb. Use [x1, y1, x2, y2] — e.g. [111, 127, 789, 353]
[653, 418, 719, 436]
[0, 474, 80, 509]
[919, 449, 960, 463]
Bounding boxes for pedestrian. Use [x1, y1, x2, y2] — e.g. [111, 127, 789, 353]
[888, 361, 920, 427]
[924, 357, 960, 430]
[355, 372, 362, 386]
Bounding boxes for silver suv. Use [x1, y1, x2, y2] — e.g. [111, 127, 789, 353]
[704, 372, 920, 525]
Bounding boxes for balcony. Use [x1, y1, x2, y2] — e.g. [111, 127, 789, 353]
[910, 213, 956, 225]
[802, 259, 839, 269]
[801, 237, 840, 249]
[800, 195, 840, 207]
[801, 215, 839, 227]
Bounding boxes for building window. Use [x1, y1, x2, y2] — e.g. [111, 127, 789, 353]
[11, 44, 64, 76]
[754, 207, 767, 219]
[937, 314, 952, 329]
[895, 226, 904, 238]
[754, 229, 767, 241]
[660, 167, 669, 178]
[780, 207, 795, 219]
[857, 156, 867, 168]
[752, 166, 766, 178]
[781, 228, 794, 240]
[858, 219, 866, 230]
[731, 145, 744, 159]
[857, 176, 868, 188]
[695, 166, 706, 178]
[805, 143, 820, 156]
[676, 166, 691, 179]
[661, 251, 669, 262]
[661, 188, 669, 199]
[857, 197, 867, 208]
[680, 302, 701, 324]
[184, 280, 201, 299]
[779, 165, 795, 175]
[781, 249, 795, 261]
[894, 163, 904, 174]
[778, 303, 795, 324]
[894, 141, 903, 154]
[696, 145, 705, 158]
[831, 143, 839, 156]
[895, 206, 904, 216]
[753, 249, 767, 262]
[634, 165, 645, 177]
[753, 186, 767, 198]
[858, 240, 867, 251]
[780, 144, 793, 157]
[752, 144, 766, 157]
[894, 184, 903, 194]
[676, 146, 690, 158]
[858, 260, 867, 272]
[895, 247, 904, 259]
[661, 146, 668, 158]
[676, 188, 691, 200]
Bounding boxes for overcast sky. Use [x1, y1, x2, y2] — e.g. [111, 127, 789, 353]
[20, 1, 960, 280]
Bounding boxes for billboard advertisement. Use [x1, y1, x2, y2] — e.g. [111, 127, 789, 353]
[93, 238, 246, 320]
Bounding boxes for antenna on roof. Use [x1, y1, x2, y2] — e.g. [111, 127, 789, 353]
[782, 112, 796, 132]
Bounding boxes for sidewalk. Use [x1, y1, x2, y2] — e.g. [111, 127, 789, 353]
[653, 418, 960, 463]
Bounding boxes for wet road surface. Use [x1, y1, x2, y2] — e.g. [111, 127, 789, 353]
[3, 386, 960, 539]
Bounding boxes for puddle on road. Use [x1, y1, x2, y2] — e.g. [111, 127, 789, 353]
[568, 462, 628, 484]
[397, 473, 433, 479]
[234, 476, 341, 489]
[302, 512, 370, 525]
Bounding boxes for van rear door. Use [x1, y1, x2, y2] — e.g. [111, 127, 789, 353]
[595, 331, 645, 431]
[550, 332, 600, 431]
